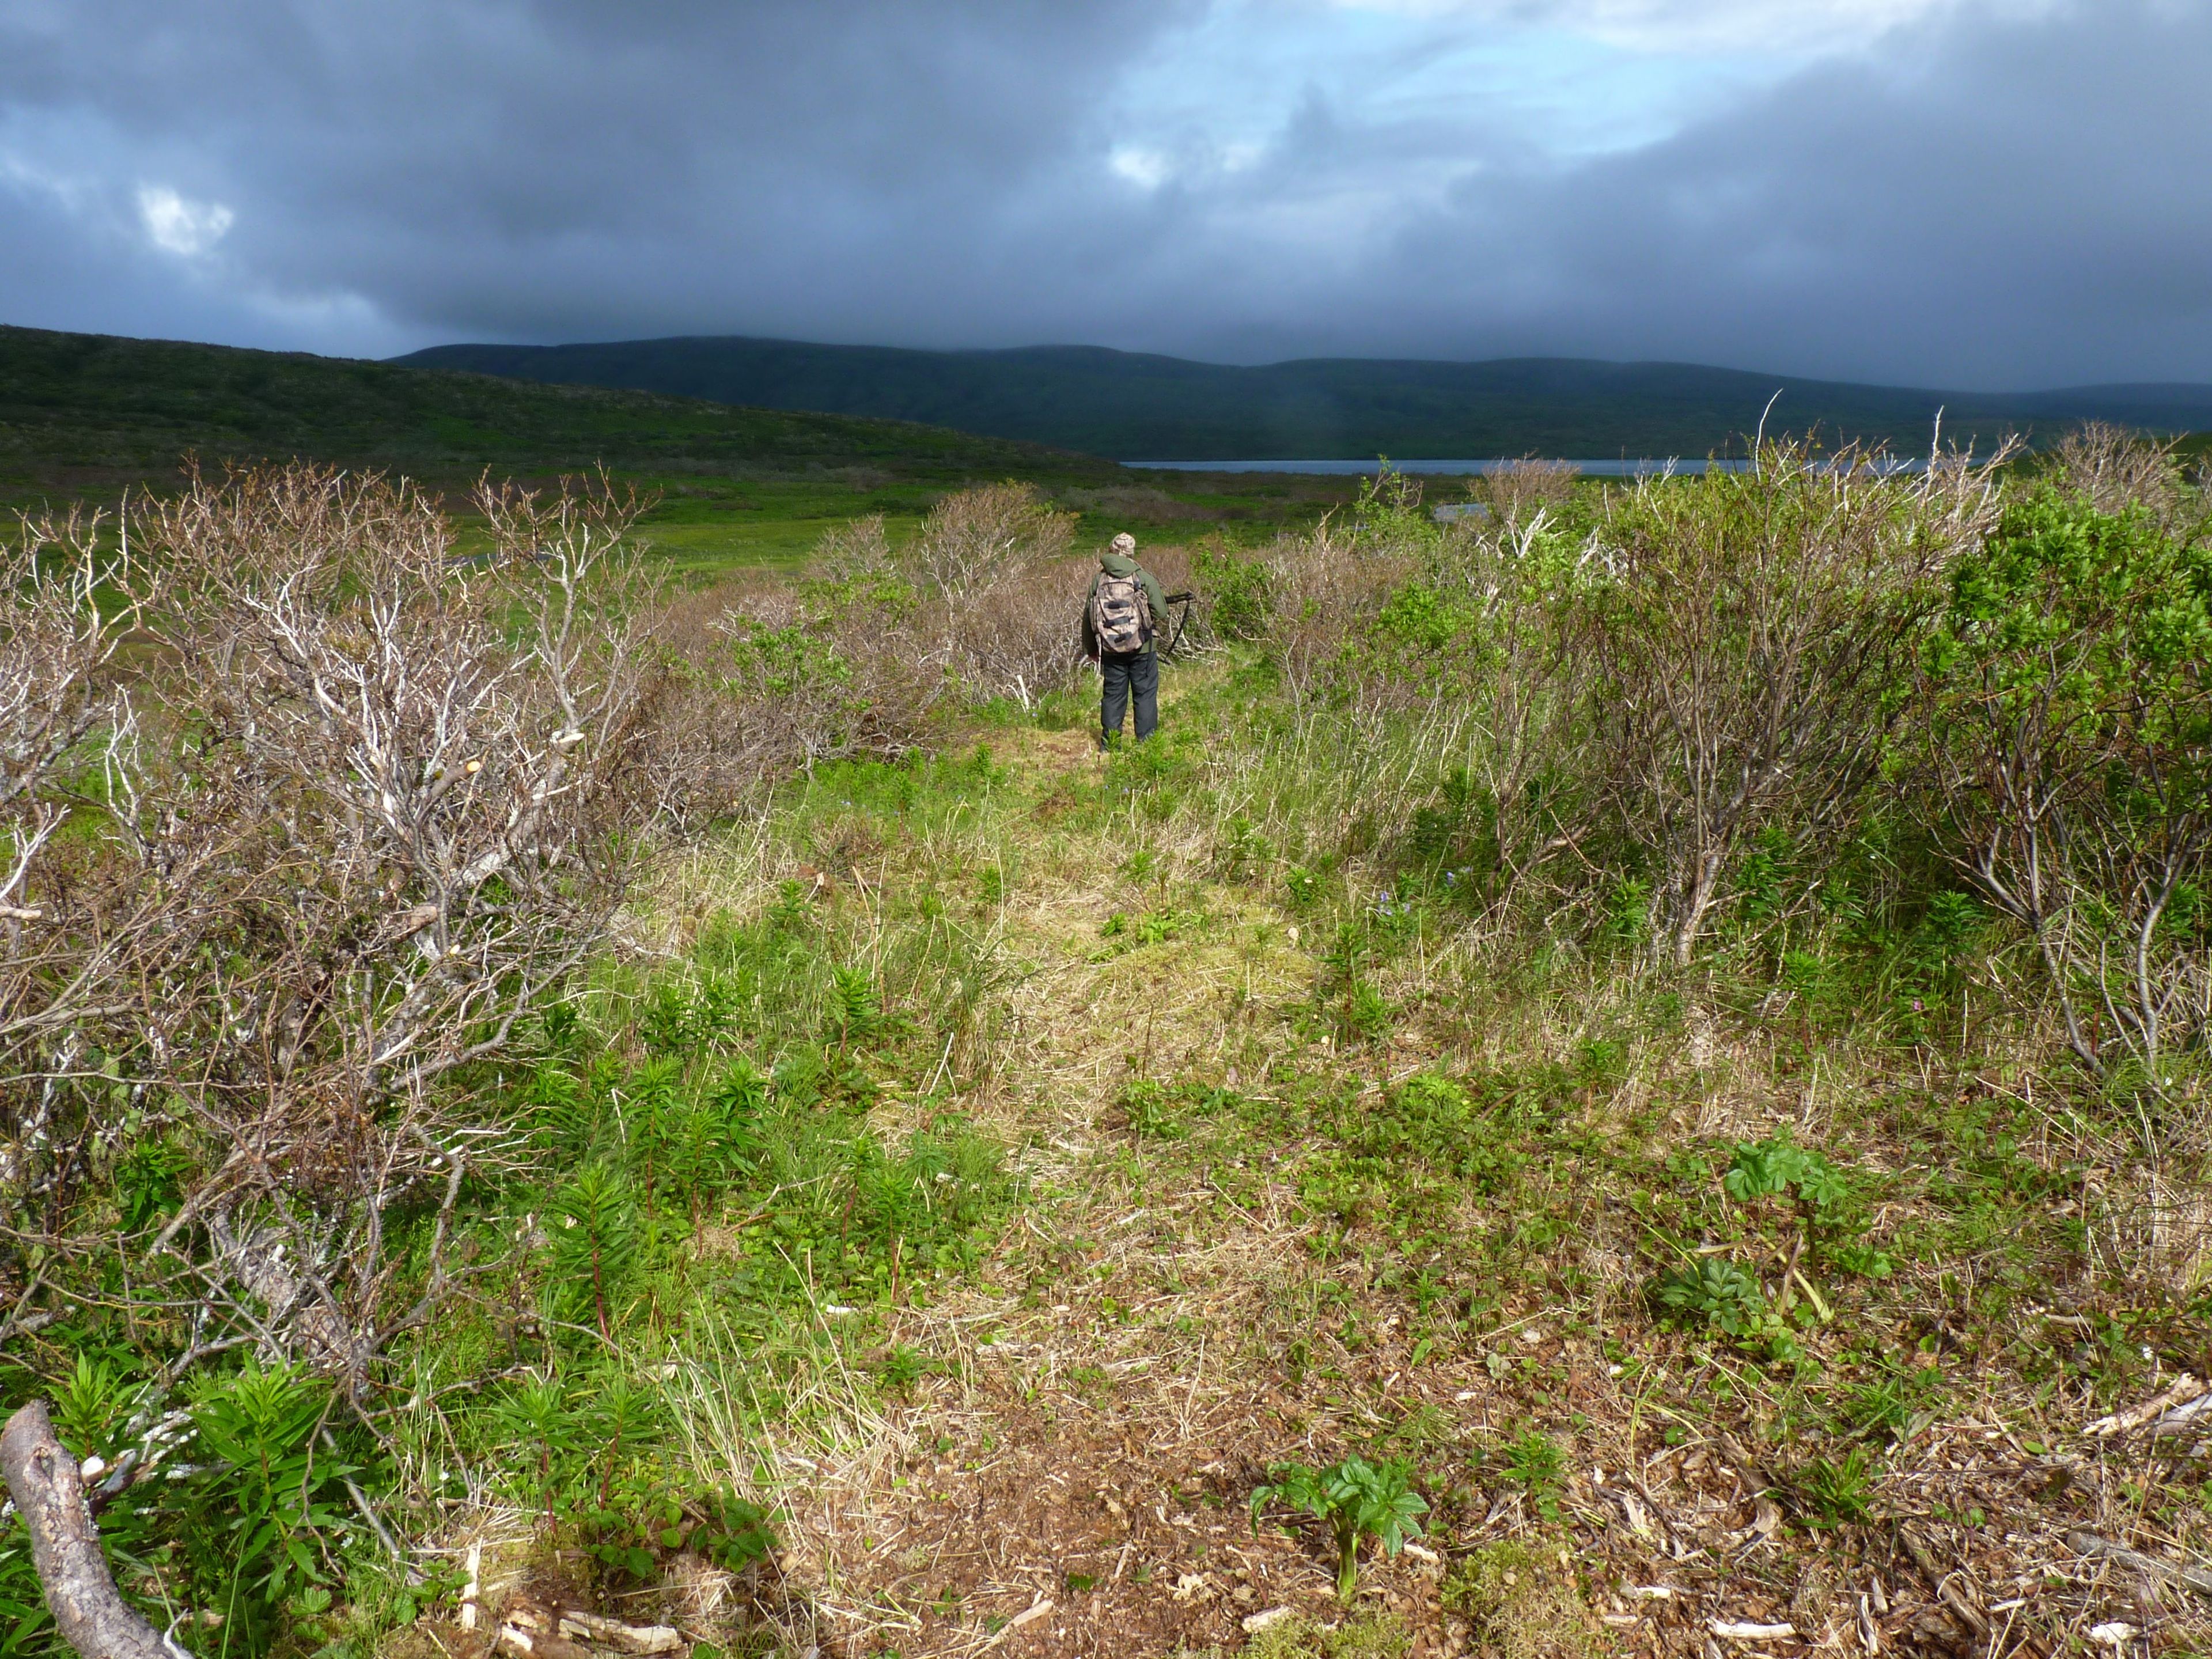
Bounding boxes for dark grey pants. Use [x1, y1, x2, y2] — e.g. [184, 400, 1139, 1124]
[1100, 646, 1158, 742]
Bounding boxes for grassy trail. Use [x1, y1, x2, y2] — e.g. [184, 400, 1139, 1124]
[631, 664, 2211, 1659]
[370, 641, 2210, 1659]
[760, 705, 1356, 1657]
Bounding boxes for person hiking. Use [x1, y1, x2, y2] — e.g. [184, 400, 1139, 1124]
[1080, 531, 1171, 746]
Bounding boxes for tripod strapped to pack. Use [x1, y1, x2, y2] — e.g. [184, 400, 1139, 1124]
[1161, 590, 1197, 658]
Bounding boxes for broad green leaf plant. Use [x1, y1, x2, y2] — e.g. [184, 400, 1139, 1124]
[1251, 1455, 1429, 1600]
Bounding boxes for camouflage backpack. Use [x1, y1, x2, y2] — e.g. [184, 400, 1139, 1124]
[1090, 571, 1152, 654]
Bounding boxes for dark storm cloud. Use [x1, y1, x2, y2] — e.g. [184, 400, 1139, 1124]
[2, 0, 2210, 385]
[0, 0, 1205, 350]
[1363, 0, 2212, 387]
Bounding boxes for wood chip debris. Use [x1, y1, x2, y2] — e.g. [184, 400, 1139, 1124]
[978, 1599, 1055, 1649]
[1241, 1608, 1296, 1635]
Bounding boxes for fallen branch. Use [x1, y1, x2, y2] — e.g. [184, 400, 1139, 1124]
[2068, 1530, 2212, 1598]
[558, 1611, 684, 1654]
[2085, 1374, 2204, 1438]
[2153, 1393, 2212, 1437]
[1, 1400, 185, 1659]
[1710, 1620, 1797, 1641]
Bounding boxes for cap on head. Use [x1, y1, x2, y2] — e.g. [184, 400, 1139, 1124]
[1111, 532, 1136, 552]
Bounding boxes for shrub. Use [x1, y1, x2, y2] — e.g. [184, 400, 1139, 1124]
[1580, 440, 2005, 964]
[910, 480, 1072, 603]
[4, 462, 655, 1403]
[1194, 539, 1274, 641]
[1472, 457, 1582, 530]
[1920, 487, 2212, 1101]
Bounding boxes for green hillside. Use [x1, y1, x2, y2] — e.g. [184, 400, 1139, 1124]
[0, 323, 1142, 565]
[0, 323, 1108, 482]
[396, 334, 2212, 460]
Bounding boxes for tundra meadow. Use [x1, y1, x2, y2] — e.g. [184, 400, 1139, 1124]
[3, 429, 2210, 1659]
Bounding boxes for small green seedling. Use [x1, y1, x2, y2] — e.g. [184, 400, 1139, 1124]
[1251, 1454, 1428, 1601]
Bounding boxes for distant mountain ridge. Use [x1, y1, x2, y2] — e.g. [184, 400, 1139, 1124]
[393, 335, 2212, 460]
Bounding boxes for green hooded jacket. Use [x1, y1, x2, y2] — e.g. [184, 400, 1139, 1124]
[1080, 551, 1171, 657]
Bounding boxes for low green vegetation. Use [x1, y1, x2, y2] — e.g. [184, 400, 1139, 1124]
[1251, 1456, 1427, 1600]
[4, 426, 2211, 1659]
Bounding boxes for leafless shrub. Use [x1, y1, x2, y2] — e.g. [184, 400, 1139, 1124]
[952, 554, 1090, 709]
[1474, 457, 1581, 528]
[0, 506, 157, 1297]
[816, 513, 898, 583]
[627, 578, 777, 825]
[0, 505, 144, 964]
[639, 494, 1079, 818]
[692, 487, 1097, 726]
[2050, 421, 2186, 525]
[1135, 540, 1195, 595]
[1582, 440, 2010, 966]
[1261, 523, 1412, 720]
[910, 481, 1072, 603]
[1, 463, 656, 1395]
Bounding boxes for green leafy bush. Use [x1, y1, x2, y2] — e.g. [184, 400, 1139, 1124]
[1921, 488, 2212, 1092]
[1195, 541, 1275, 641]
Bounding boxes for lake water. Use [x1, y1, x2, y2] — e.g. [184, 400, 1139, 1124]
[1124, 456, 1930, 478]
[1122, 458, 1750, 477]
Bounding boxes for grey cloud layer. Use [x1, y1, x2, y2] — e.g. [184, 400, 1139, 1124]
[1, 0, 2206, 385]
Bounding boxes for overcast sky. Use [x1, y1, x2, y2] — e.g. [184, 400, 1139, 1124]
[1, 0, 2207, 388]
